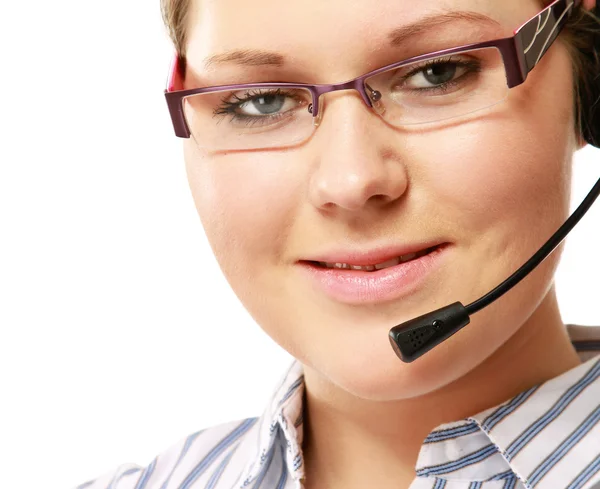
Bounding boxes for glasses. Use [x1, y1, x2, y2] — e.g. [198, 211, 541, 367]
[165, 0, 579, 151]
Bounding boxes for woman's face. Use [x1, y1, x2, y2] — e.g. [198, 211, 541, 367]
[182, 0, 579, 400]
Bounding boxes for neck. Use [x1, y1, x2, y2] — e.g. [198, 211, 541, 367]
[301, 288, 582, 489]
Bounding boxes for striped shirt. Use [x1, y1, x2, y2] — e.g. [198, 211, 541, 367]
[76, 324, 600, 489]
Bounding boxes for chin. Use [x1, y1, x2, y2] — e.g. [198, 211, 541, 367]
[302, 329, 475, 402]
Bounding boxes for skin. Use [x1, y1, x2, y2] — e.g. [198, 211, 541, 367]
[180, 0, 597, 487]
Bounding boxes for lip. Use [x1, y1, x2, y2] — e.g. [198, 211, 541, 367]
[298, 243, 450, 305]
[303, 241, 446, 267]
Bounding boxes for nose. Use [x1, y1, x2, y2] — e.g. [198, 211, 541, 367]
[308, 93, 409, 213]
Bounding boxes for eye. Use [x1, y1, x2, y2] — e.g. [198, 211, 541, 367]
[388, 55, 483, 94]
[412, 62, 463, 87]
[217, 89, 308, 120]
[237, 92, 290, 116]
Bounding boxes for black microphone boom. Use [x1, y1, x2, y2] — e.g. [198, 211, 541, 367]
[389, 175, 600, 363]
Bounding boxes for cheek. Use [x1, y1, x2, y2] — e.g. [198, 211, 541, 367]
[184, 144, 303, 279]
[411, 49, 575, 243]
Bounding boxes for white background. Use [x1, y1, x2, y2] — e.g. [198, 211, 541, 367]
[0, 2, 599, 489]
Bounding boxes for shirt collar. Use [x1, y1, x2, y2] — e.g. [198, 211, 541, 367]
[237, 360, 305, 488]
[416, 354, 600, 485]
[238, 327, 600, 487]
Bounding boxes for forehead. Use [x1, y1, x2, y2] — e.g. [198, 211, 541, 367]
[185, 0, 537, 83]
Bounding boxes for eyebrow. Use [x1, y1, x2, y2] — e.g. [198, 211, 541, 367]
[388, 11, 502, 46]
[204, 50, 285, 68]
[202, 10, 503, 68]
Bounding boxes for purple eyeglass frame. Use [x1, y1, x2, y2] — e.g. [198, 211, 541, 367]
[164, 0, 579, 138]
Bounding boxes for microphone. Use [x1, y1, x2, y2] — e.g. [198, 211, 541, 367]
[389, 175, 600, 363]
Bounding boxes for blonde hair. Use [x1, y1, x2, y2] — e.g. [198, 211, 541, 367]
[161, 0, 191, 58]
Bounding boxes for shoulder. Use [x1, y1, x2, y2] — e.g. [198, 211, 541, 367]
[74, 417, 260, 489]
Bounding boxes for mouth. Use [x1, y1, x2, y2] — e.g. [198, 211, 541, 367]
[306, 245, 439, 272]
[298, 243, 449, 304]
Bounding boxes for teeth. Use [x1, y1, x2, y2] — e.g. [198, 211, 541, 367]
[374, 257, 401, 270]
[319, 248, 434, 271]
[400, 252, 417, 263]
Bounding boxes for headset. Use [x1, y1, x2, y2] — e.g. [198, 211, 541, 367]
[389, 3, 600, 363]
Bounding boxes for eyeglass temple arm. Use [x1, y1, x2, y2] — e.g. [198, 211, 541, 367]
[514, 0, 579, 78]
[166, 52, 184, 93]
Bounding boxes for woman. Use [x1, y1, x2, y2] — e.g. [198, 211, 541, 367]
[78, 0, 600, 488]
